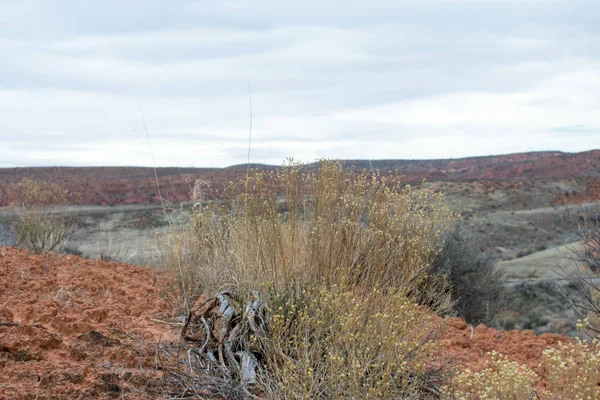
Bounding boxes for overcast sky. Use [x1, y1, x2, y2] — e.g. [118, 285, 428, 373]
[1, 0, 598, 167]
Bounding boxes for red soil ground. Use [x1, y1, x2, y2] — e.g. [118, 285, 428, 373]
[0, 247, 573, 399]
[0, 247, 178, 399]
[440, 317, 568, 377]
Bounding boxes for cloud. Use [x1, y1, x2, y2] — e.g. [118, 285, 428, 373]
[0, 0, 598, 167]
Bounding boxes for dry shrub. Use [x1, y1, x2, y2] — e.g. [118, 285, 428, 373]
[177, 284, 446, 399]
[8, 178, 77, 254]
[160, 160, 456, 398]
[164, 160, 455, 312]
[263, 284, 446, 399]
[431, 227, 505, 325]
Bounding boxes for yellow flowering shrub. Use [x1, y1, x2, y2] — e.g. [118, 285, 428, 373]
[443, 351, 538, 400]
[542, 339, 600, 400]
[445, 340, 600, 400]
[264, 284, 445, 399]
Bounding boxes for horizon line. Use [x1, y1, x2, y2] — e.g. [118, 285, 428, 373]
[2, 149, 599, 170]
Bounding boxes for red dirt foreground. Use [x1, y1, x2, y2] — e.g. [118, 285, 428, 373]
[439, 317, 569, 378]
[0, 247, 572, 399]
[0, 247, 178, 399]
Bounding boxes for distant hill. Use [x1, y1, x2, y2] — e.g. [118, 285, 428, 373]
[224, 163, 277, 171]
[0, 150, 598, 206]
[332, 150, 600, 181]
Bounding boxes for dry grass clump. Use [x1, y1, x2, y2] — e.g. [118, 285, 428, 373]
[163, 159, 455, 313]
[8, 178, 77, 254]
[160, 160, 456, 398]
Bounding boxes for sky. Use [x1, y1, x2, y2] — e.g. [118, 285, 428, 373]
[0, 0, 598, 168]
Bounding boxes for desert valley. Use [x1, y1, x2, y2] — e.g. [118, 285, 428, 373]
[1, 150, 599, 398]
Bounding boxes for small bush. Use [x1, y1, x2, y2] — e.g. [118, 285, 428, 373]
[431, 227, 505, 325]
[161, 160, 457, 397]
[264, 285, 446, 399]
[162, 160, 456, 314]
[8, 178, 76, 254]
[179, 284, 447, 399]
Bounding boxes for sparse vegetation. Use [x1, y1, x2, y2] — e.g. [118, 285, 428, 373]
[7, 178, 76, 254]
[445, 339, 600, 399]
[2, 157, 600, 398]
